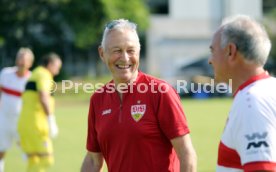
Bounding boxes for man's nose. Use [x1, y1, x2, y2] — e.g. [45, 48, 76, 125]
[121, 51, 130, 61]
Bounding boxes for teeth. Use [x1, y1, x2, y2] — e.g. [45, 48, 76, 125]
[117, 65, 131, 69]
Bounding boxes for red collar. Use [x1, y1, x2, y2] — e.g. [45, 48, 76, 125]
[233, 72, 270, 97]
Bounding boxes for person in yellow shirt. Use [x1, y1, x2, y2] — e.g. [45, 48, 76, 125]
[18, 52, 62, 172]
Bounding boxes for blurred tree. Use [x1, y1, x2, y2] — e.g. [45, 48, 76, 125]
[263, 0, 276, 75]
[264, 7, 276, 75]
[101, 0, 149, 32]
[62, 0, 149, 48]
[0, 0, 149, 77]
[0, 0, 72, 67]
[61, 0, 104, 49]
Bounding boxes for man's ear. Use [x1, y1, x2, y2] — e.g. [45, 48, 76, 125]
[227, 43, 238, 62]
[98, 46, 105, 63]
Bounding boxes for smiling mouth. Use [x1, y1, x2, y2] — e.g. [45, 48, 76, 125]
[116, 64, 131, 69]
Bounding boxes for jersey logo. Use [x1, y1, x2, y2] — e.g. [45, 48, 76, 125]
[247, 141, 269, 149]
[245, 132, 269, 150]
[245, 132, 267, 140]
[131, 104, 146, 122]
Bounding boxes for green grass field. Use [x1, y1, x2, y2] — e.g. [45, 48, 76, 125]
[4, 94, 232, 172]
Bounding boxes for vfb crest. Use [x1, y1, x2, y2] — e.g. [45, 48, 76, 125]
[131, 104, 146, 122]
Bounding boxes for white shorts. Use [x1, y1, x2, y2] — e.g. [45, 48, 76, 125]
[0, 112, 19, 151]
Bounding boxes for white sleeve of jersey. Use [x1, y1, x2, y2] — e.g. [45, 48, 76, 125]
[234, 96, 276, 166]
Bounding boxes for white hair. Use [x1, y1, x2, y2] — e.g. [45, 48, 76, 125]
[220, 15, 271, 66]
[101, 19, 140, 50]
[16, 47, 34, 62]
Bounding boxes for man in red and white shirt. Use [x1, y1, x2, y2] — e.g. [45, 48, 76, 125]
[209, 15, 276, 172]
[0, 48, 34, 172]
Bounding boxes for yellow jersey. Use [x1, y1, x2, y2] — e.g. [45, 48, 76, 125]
[18, 66, 55, 139]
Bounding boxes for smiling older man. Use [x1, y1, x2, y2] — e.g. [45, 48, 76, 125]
[81, 19, 197, 172]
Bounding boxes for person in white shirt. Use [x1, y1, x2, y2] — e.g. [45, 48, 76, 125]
[0, 48, 34, 172]
[209, 15, 276, 172]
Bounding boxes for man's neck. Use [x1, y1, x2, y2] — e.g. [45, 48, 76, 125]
[232, 67, 265, 95]
[114, 71, 139, 101]
[16, 67, 28, 77]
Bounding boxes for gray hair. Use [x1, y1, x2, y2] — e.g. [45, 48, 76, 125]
[41, 52, 61, 67]
[101, 19, 140, 50]
[16, 47, 34, 62]
[220, 15, 271, 66]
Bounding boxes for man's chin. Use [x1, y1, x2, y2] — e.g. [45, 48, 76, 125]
[214, 77, 225, 84]
[116, 74, 138, 83]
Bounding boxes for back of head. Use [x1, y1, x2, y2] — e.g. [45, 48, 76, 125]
[220, 15, 271, 66]
[41, 52, 62, 76]
[41, 52, 61, 67]
[101, 19, 140, 50]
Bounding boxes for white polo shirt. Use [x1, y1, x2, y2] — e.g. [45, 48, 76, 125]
[0, 67, 31, 119]
[217, 72, 276, 172]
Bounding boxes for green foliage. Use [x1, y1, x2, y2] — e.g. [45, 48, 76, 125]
[264, 9, 276, 74]
[15, 0, 147, 46]
[101, 0, 149, 32]
[0, 0, 149, 70]
[0, 0, 71, 60]
[60, 0, 105, 48]
[270, 34, 276, 61]
[61, 0, 149, 48]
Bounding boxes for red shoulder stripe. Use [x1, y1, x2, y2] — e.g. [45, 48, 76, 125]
[218, 141, 242, 169]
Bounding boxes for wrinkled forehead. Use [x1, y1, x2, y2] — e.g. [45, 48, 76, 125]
[17, 51, 34, 61]
[105, 29, 140, 48]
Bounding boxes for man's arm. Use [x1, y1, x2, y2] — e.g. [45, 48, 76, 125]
[171, 134, 197, 172]
[39, 90, 58, 138]
[39, 91, 51, 116]
[81, 151, 104, 172]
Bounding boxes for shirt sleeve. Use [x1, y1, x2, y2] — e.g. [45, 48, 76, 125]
[36, 72, 52, 92]
[234, 96, 276, 171]
[86, 96, 101, 152]
[156, 84, 190, 140]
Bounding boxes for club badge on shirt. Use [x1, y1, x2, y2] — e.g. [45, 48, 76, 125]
[131, 104, 146, 122]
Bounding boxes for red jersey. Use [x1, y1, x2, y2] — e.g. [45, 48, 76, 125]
[86, 72, 190, 172]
